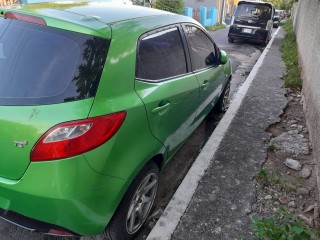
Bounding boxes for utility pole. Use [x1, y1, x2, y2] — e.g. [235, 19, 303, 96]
[220, 0, 225, 23]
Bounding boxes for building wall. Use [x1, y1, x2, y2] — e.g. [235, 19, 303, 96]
[0, 0, 16, 7]
[184, 0, 219, 22]
[293, 0, 320, 194]
[184, 0, 218, 9]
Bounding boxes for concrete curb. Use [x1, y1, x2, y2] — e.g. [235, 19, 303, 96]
[147, 27, 281, 240]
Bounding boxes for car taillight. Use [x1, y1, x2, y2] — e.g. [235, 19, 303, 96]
[30, 112, 126, 162]
[4, 12, 47, 26]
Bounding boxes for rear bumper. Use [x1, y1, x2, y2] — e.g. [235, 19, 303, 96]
[228, 25, 269, 43]
[0, 156, 128, 236]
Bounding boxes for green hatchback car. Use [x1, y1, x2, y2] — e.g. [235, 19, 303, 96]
[0, 3, 232, 239]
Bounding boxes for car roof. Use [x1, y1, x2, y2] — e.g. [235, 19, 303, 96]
[237, 0, 274, 8]
[0, 2, 176, 37]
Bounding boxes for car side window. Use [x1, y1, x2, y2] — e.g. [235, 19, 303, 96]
[136, 27, 187, 81]
[184, 25, 218, 71]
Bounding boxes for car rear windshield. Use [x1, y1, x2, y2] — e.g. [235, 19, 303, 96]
[0, 18, 110, 105]
[235, 3, 272, 20]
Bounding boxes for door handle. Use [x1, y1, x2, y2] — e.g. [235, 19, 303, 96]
[201, 80, 209, 89]
[151, 102, 171, 114]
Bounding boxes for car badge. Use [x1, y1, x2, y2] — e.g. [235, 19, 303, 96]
[14, 141, 28, 148]
[248, 20, 253, 23]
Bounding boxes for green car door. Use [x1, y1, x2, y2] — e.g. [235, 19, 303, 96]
[135, 26, 200, 159]
[183, 25, 226, 124]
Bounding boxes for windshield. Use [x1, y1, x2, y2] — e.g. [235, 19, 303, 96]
[0, 18, 110, 106]
[275, 10, 279, 16]
[235, 3, 272, 20]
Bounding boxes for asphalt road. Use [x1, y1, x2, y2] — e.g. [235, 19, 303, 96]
[209, 27, 264, 100]
[0, 27, 266, 240]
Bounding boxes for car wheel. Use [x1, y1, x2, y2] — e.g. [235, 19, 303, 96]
[228, 37, 234, 43]
[106, 162, 159, 240]
[213, 80, 231, 113]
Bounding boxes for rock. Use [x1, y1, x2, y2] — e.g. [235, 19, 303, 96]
[300, 166, 312, 179]
[264, 195, 272, 200]
[288, 201, 296, 208]
[297, 125, 304, 131]
[270, 131, 310, 155]
[304, 204, 315, 213]
[291, 124, 298, 128]
[285, 158, 302, 171]
[214, 227, 222, 234]
[298, 214, 314, 227]
[273, 208, 279, 212]
[290, 120, 298, 124]
[297, 187, 310, 195]
[279, 197, 288, 205]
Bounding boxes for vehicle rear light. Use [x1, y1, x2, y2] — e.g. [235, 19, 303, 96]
[48, 229, 74, 236]
[30, 112, 126, 162]
[4, 12, 47, 26]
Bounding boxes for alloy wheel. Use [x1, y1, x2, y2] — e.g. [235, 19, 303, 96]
[126, 172, 158, 234]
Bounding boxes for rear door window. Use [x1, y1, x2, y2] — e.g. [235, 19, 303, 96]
[136, 27, 188, 81]
[0, 18, 110, 105]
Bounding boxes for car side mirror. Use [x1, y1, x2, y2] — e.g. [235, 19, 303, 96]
[220, 50, 228, 64]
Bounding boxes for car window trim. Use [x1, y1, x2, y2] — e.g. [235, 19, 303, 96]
[135, 24, 190, 82]
[135, 71, 194, 83]
[181, 23, 220, 73]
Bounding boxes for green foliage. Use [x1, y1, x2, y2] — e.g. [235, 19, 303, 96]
[282, 0, 298, 11]
[265, 0, 282, 9]
[280, 20, 302, 89]
[252, 208, 313, 240]
[154, 0, 184, 14]
[256, 169, 303, 192]
[267, 142, 277, 152]
[204, 24, 226, 32]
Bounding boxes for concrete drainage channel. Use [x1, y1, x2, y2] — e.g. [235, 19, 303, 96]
[147, 28, 281, 240]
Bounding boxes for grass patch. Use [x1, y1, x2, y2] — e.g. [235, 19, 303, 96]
[205, 23, 226, 31]
[252, 207, 313, 240]
[267, 142, 278, 152]
[280, 20, 302, 89]
[256, 169, 303, 192]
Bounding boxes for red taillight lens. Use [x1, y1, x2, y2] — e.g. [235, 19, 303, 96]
[30, 112, 126, 162]
[4, 12, 47, 26]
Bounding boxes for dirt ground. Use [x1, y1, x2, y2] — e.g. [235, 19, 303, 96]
[254, 88, 320, 234]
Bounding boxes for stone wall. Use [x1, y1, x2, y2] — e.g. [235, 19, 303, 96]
[293, 0, 320, 194]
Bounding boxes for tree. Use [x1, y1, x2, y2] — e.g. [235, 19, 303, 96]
[264, 0, 283, 9]
[154, 0, 185, 14]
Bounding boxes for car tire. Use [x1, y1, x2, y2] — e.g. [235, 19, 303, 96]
[106, 162, 159, 240]
[228, 37, 234, 43]
[213, 80, 231, 113]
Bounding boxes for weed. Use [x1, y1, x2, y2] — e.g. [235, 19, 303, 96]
[280, 20, 302, 89]
[205, 24, 226, 31]
[255, 169, 300, 192]
[267, 142, 277, 152]
[252, 208, 313, 240]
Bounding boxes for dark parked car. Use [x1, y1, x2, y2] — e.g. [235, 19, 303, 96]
[273, 9, 280, 28]
[228, 0, 275, 45]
